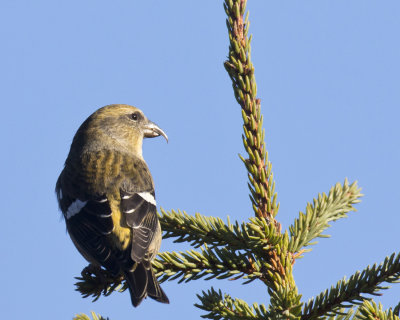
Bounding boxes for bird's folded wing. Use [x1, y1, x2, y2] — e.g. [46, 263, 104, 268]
[120, 190, 158, 263]
[65, 196, 122, 275]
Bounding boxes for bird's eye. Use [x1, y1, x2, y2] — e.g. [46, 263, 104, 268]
[131, 113, 139, 121]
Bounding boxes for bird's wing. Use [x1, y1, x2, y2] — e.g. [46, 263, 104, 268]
[62, 195, 126, 275]
[116, 155, 160, 264]
[120, 189, 159, 264]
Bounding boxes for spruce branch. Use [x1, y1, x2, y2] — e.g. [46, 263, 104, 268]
[223, 3, 304, 318]
[74, 264, 126, 302]
[357, 301, 400, 320]
[195, 287, 269, 320]
[154, 245, 268, 284]
[157, 228, 301, 317]
[302, 252, 400, 320]
[288, 179, 362, 257]
[159, 209, 281, 258]
[223, 0, 278, 223]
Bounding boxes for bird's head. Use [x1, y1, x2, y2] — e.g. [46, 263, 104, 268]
[75, 104, 168, 158]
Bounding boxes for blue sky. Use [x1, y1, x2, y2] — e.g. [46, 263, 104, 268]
[1, 1, 399, 319]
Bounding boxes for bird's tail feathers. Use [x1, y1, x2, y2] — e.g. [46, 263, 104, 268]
[146, 266, 169, 304]
[124, 264, 147, 307]
[124, 263, 169, 307]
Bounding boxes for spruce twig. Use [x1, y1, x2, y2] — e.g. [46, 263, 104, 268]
[154, 245, 265, 284]
[357, 301, 400, 320]
[195, 287, 269, 320]
[302, 253, 400, 320]
[74, 264, 126, 302]
[288, 179, 362, 257]
[160, 209, 281, 257]
[221, 2, 302, 319]
[223, 0, 278, 224]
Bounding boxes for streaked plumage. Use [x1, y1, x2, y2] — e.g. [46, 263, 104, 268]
[56, 104, 169, 307]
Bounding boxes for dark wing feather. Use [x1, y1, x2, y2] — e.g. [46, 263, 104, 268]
[77, 198, 113, 234]
[120, 191, 158, 263]
[65, 197, 122, 275]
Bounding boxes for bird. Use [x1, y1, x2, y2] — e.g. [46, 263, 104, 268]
[56, 104, 169, 307]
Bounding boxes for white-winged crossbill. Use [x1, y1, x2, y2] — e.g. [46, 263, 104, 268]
[56, 104, 169, 307]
